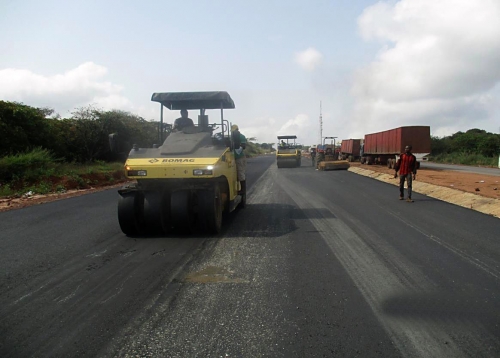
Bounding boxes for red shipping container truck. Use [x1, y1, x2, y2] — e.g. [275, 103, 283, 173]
[360, 126, 431, 168]
[339, 139, 361, 162]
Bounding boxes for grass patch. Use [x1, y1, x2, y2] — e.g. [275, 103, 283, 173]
[0, 148, 55, 182]
[0, 151, 126, 198]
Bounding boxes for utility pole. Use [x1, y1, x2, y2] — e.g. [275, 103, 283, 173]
[319, 101, 323, 144]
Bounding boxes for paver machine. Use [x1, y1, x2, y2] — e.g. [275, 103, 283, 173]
[117, 91, 244, 236]
[315, 136, 350, 171]
[276, 135, 302, 168]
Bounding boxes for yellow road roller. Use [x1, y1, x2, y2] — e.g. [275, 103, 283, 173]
[118, 91, 244, 236]
[276, 135, 302, 168]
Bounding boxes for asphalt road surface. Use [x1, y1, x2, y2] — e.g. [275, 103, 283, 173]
[422, 161, 500, 176]
[1, 155, 499, 357]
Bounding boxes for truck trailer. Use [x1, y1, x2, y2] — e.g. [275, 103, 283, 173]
[339, 139, 361, 162]
[360, 126, 431, 168]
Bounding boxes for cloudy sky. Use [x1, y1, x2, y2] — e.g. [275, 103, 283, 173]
[1, 0, 500, 145]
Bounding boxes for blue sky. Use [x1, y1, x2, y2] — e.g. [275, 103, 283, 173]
[1, 0, 499, 145]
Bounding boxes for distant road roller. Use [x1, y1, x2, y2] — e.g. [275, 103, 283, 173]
[118, 91, 244, 236]
[276, 135, 302, 168]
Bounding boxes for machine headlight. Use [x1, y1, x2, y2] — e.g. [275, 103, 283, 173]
[128, 170, 147, 176]
[193, 169, 213, 176]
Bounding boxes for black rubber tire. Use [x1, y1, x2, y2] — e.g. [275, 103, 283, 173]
[118, 191, 145, 237]
[198, 185, 223, 234]
[143, 191, 169, 235]
[171, 190, 194, 234]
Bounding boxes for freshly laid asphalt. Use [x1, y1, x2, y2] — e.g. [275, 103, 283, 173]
[1, 155, 499, 357]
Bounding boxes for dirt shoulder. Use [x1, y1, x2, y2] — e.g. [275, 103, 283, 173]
[348, 162, 500, 219]
[348, 162, 500, 200]
[0, 181, 130, 213]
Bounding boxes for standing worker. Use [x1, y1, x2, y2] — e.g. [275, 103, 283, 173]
[231, 124, 247, 196]
[310, 147, 317, 166]
[394, 145, 417, 202]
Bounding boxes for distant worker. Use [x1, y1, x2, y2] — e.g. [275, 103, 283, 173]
[394, 145, 417, 202]
[231, 124, 247, 196]
[173, 109, 194, 131]
[280, 140, 286, 148]
[310, 147, 317, 167]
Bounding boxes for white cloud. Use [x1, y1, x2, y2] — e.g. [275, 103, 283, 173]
[351, 0, 500, 136]
[239, 114, 316, 145]
[294, 48, 323, 72]
[278, 114, 310, 135]
[0, 62, 132, 116]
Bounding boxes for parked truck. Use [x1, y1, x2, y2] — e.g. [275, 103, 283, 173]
[360, 126, 431, 168]
[339, 139, 362, 162]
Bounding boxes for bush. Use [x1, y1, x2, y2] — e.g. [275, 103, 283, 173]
[431, 152, 497, 166]
[245, 142, 266, 157]
[0, 148, 55, 182]
[26, 181, 53, 195]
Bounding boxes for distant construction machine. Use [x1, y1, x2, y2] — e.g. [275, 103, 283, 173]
[276, 135, 302, 168]
[314, 136, 350, 171]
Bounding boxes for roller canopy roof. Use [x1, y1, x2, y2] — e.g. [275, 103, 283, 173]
[277, 135, 297, 140]
[151, 91, 235, 110]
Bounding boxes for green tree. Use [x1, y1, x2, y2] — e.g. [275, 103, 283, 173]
[0, 101, 58, 155]
[69, 105, 107, 162]
[431, 136, 447, 155]
[477, 135, 500, 157]
[99, 110, 158, 161]
[67, 107, 160, 162]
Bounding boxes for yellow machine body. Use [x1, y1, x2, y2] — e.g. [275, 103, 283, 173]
[125, 148, 239, 200]
[276, 135, 301, 168]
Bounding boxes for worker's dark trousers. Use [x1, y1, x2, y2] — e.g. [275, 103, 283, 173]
[399, 174, 413, 198]
[239, 180, 246, 194]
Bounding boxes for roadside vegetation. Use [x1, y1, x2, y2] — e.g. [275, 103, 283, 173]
[245, 140, 275, 157]
[430, 129, 500, 166]
[0, 148, 125, 197]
